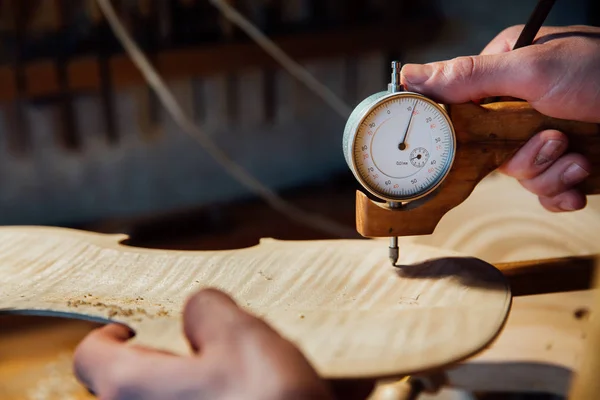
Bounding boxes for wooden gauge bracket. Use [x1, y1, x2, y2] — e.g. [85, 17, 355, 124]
[356, 101, 600, 238]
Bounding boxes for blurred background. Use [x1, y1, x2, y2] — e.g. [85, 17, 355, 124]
[0, 1, 599, 399]
[0, 0, 595, 251]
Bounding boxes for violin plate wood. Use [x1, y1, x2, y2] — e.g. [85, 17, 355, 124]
[0, 226, 511, 379]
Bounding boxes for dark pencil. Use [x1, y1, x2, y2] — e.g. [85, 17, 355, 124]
[513, 0, 557, 49]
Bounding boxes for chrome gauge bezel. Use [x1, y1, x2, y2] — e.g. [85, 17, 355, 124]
[343, 91, 457, 203]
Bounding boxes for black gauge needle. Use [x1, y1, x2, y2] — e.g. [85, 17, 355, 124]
[398, 100, 418, 151]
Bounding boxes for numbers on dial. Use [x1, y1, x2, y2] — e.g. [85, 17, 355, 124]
[353, 95, 455, 201]
[409, 147, 429, 168]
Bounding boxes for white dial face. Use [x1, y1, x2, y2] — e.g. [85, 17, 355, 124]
[352, 94, 455, 201]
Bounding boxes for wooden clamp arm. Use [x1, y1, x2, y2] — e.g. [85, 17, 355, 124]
[357, 101, 600, 238]
[450, 101, 600, 194]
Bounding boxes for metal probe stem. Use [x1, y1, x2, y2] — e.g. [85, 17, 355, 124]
[389, 201, 401, 265]
[389, 236, 399, 266]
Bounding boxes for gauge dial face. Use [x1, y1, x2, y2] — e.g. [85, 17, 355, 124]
[352, 94, 455, 201]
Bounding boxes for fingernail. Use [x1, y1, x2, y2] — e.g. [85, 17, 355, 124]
[561, 163, 590, 185]
[402, 64, 433, 85]
[559, 200, 577, 211]
[534, 139, 564, 165]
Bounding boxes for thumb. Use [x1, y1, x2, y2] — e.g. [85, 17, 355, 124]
[183, 288, 282, 353]
[183, 288, 248, 351]
[400, 50, 542, 104]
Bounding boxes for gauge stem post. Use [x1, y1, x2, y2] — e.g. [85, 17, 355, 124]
[388, 61, 402, 93]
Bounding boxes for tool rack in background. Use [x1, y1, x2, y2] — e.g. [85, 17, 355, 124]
[0, 0, 594, 247]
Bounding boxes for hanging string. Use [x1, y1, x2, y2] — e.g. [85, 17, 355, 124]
[95, 0, 356, 238]
[208, 0, 352, 119]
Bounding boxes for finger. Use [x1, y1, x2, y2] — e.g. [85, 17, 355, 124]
[411, 24, 599, 103]
[183, 288, 262, 352]
[399, 47, 547, 104]
[73, 323, 178, 396]
[539, 188, 587, 212]
[184, 289, 329, 397]
[73, 323, 135, 393]
[74, 334, 192, 398]
[498, 130, 568, 180]
[519, 153, 591, 198]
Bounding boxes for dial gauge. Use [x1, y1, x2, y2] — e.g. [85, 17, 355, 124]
[343, 92, 456, 202]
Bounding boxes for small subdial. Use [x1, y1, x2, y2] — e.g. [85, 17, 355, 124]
[410, 147, 429, 168]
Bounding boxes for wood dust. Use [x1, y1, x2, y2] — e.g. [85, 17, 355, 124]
[66, 295, 170, 321]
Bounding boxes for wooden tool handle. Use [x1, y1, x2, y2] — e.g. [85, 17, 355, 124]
[356, 101, 600, 237]
[448, 101, 600, 194]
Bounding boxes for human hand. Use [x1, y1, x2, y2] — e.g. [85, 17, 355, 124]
[400, 25, 600, 212]
[73, 289, 374, 400]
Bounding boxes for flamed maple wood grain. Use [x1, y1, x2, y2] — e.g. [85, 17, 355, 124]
[0, 226, 510, 379]
[357, 101, 600, 237]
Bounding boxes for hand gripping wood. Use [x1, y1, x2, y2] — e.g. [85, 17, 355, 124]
[0, 226, 510, 379]
[356, 101, 600, 237]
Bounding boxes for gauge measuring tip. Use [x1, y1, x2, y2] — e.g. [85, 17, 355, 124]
[389, 236, 399, 266]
